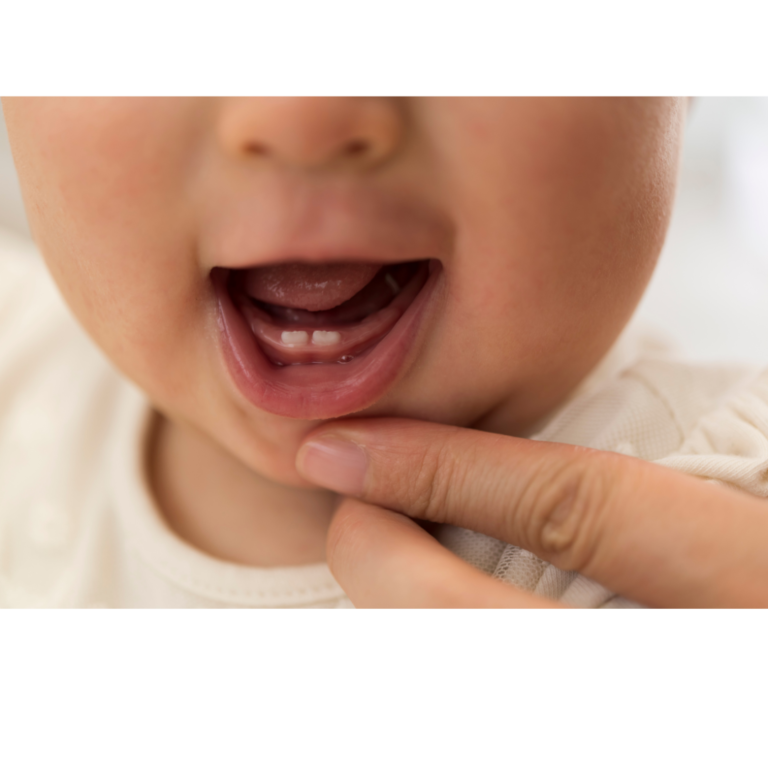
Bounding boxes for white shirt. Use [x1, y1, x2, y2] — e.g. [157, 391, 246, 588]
[2, 226, 767, 608]
[0, 229, 349, 608]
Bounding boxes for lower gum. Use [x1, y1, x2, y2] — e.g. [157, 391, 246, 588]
[272, 355, 356, 367]
[260, 340, 363, 366]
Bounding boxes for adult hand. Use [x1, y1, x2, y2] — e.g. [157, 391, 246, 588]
[295, 418, 768, 608]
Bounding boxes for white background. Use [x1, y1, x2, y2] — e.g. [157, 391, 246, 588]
[634, 98, 768, 364]
[2, 98, 767, 365]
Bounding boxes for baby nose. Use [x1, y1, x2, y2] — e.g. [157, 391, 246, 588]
[217, 97, 404, 171]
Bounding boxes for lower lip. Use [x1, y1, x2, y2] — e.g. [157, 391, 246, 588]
[213, 261, 442, 420]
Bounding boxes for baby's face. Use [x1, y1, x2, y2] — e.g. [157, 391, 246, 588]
[3, 98, 685, 485]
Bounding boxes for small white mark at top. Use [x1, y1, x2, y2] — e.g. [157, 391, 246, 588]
[614, 441, 637, 458]
[385, 273, 400, 294]
[27, 500, 72, 550]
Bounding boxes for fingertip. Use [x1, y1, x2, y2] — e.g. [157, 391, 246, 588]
[296, 436, 368, 495]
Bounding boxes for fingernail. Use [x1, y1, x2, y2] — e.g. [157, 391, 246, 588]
[297, 437, 368, 495]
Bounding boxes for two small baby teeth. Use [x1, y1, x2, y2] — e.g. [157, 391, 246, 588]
[281, 330, 341, 348]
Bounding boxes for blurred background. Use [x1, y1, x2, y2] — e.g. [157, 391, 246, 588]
[1, 98, 767, 364]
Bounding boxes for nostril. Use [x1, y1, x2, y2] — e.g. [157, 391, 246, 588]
[344, 138, 370, 157]
[244, 141, 269, 156]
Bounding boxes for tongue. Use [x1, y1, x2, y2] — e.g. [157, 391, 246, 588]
[242, 263, 381, 312]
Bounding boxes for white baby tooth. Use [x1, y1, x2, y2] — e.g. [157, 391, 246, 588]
[312, 330, 342, 347]
[385, 273, 400, 294]
[281, 330, 309, 347]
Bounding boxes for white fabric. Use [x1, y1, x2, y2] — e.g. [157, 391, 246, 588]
[438, 345, 768, 608]
[1, 227, 767, 608]
[0, 230, 350, 608]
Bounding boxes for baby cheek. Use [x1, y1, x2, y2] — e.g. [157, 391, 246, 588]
[13, 108, 202, 364]
[6, 103, 219, 448]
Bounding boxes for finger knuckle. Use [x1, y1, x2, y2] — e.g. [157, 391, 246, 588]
[522, 451, 614, 573]
[404, 434, 464, 522]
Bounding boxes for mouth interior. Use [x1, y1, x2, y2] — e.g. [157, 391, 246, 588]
[229, 261, 427, 366]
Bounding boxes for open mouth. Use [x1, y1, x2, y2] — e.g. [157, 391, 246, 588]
[232, 260, 429, 365]
[213, 258, 440, 420]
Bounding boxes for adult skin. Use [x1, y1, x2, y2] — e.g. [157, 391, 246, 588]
[296, 418, 768, 608]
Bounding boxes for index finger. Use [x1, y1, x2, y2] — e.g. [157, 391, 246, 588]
[296, 418, 768, 607]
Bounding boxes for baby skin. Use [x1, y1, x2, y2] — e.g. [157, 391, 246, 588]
[2, 98, 687, 568]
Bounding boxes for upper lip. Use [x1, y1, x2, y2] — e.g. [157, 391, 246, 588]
[199, 179, 454, 271]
